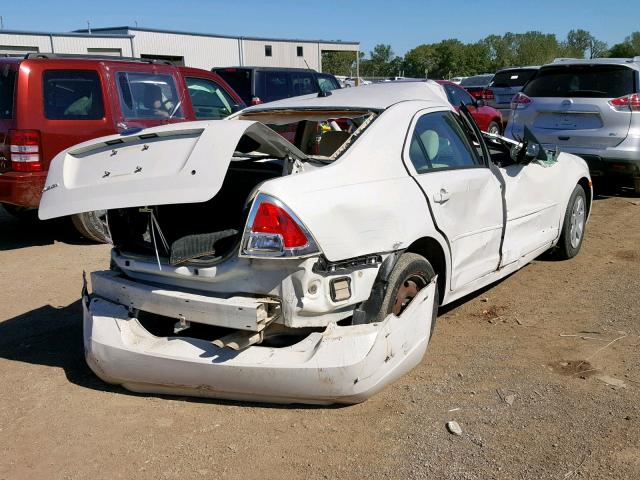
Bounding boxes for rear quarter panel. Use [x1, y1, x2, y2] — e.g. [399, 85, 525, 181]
[257, 101, 451, 263]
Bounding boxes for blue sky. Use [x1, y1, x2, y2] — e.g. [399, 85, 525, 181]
[1, 0, 636, 56]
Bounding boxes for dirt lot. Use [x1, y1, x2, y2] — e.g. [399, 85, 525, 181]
[0, 193, 638, 480]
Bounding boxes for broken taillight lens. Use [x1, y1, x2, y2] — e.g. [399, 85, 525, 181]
[241, 194, 320, 258]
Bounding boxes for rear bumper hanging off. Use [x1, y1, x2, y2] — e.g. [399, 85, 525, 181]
[82, 276, 437, 405]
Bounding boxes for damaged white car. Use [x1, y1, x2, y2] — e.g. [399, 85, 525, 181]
[39, 81, 591, 405]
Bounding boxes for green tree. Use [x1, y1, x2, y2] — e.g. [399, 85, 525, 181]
[563, 29, 608, 59]
[321, 51, 358, 76]
[403, 44, 437, 78]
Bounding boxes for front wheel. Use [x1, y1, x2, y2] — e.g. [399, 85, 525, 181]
[372, 253, 439, 337]
[555, 184, 587, 259]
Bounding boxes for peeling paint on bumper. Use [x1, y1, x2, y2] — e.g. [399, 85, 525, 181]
[82, 279, 436, 405]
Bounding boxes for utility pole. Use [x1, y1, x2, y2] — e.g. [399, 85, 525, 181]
[86, 20, 91, 34]
[0, 16, 4, 30]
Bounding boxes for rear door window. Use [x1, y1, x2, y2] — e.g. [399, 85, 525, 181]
[409, 111, 482, 173]
[444, 84, 475, 107]
[42, 70, 104, 120]
[490, 69, 537, 88]
[185, 77, 237, 119]
[0, 66, 16, 119]
[214, 68, 252, 104]
[116, 71, 184, 119]
[523, 65, 636, 98]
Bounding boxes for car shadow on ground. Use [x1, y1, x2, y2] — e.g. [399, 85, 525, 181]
[0, 206, 91, 251]
[0, 300, 341, 409]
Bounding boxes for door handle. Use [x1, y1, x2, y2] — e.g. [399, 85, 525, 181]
[433, 188, 450, 204]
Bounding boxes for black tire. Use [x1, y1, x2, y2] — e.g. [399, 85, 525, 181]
[487, 121, 501, 136]
[1, 203, 38, 222]
[71, 210, 108, 243]
[372, 253, 439, 337]
[556, 184, 587, 260]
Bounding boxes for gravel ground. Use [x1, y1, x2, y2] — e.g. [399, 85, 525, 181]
[0, 193, 638, 480]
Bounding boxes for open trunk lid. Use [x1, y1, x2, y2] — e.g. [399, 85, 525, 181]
[39, 119, 306, 220]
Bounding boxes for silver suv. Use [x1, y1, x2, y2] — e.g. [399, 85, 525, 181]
[484, 66, 539, 123]
[506, 58, 640, 192]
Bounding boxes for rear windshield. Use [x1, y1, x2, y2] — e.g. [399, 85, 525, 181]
[43, 70, 105, 120]
[490, 69, 538, 88]
[460, 75, 493, 87]
[523, 64, 636, 98]
[254, 70, 317, 103]
[0, 67, 16, 119]
[214, 69, 252, 103]
[116, 71, 184, 119]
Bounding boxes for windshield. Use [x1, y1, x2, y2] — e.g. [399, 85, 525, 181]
[460, 75, 493, 87]
[490, 69, 538, 88]
[522, 64, 636, 98]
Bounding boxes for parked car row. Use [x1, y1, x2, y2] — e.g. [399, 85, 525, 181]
[0, 54, 342, 239]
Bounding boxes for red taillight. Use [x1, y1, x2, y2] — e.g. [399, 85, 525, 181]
[483, 88, 494, 100]
[252, 202, 308, 248]
[251, 97, 262, 106]
[609, 93, 640, 112]
[511, 93, 532, 110]
[9, 129, 42, 172]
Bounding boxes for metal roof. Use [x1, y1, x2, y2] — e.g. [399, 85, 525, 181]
[73, 26, 359, 46]
[0, 28, 133, 39]
[241, 81, 449, 112]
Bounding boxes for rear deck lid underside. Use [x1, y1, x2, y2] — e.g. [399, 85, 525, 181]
[39, 120, 306, 219]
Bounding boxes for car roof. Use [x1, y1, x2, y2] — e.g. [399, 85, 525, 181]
[495, 66, 540, 72]
[241, 80, 449, 112]
[214, 66, 326, 74]
[544, 57, 640, 71]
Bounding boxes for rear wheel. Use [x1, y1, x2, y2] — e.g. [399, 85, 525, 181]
[71, 210, 108, 243]
[372, 253, 439, 337]
[486, 121, 501, 135]
[555, 184, 587, 259]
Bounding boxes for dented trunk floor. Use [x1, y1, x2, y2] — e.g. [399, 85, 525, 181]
[1, 192, 639, 480]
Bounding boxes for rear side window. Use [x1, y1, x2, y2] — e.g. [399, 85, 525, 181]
[290, 72, 316, 96]
[317, 73, 340, 92]
[523, 65, 636, 98]
[408, 111, 481, 173]
[116, 71, 184, 119]
[0, 67, 16, 119]
[214, 69, 252, 104]
[257, 71, 291, 102]
[443, 84, 475, 106]
[490, 69, 537, 88]
[43, 70, 104, 120]
[185, 77, 237, 119]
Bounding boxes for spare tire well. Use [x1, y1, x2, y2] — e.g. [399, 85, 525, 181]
[406, 237, 446, 305]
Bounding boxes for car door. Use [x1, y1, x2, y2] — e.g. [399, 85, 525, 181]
[404, 109, 504, 291]
[496, 150, 564, 267]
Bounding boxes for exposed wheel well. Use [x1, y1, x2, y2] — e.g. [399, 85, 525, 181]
[578, 177, 591, 216]
[405, 237, 447, 304]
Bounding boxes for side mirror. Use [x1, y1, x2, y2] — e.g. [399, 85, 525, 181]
[510, 142, 540, 164]
[475, 99, 485, 108]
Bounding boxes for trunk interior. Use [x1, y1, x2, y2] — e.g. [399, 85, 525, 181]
[108, 158, 284, 264]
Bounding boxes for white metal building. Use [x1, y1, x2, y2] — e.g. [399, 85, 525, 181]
[0, 26, 359, 71]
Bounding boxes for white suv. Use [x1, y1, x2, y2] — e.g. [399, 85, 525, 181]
[507, 58, 640, 192]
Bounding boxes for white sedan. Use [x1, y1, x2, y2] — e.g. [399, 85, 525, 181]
[39, 81, 591, 405]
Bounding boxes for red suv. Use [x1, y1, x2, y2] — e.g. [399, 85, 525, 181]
[0, 54, 244, 240]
